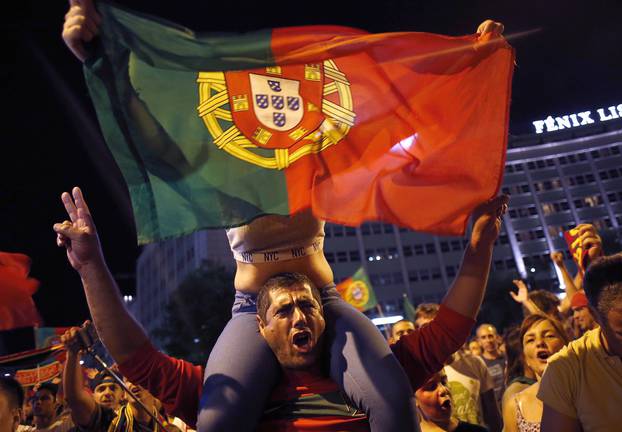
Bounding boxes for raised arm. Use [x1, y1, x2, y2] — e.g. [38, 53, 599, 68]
[550, 252, 578, 313]
[391, 195, 508, 388]
[61, 325, 97, 426]
[509, 279, 546, 316]
[53, 187, 149, 364]
[442, 194, 508, 318]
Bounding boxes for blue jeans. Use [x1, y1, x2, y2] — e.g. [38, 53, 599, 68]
[197, 285, 418, 431]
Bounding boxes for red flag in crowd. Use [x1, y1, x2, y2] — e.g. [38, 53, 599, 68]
[0, 252, 42, 331]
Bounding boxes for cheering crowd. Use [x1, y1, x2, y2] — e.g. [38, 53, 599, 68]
[2, 193, 621, 432]
[1, 1, 621, 431]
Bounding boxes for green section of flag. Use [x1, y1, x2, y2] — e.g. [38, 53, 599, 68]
[84, 2, 290, 244]
[402, 294, 416, 322]
[352, 267, 378, 312]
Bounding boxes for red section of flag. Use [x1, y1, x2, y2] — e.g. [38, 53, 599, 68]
[225, 64, 324, 150]
[0, 252, 42, 331]
[271, 27, 514, 235]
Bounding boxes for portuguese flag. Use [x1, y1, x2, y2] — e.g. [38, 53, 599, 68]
[336, 267, 377, 312]
[86, 2, 514, 244]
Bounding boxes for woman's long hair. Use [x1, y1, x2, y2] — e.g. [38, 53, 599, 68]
[503, 325, 524, 386]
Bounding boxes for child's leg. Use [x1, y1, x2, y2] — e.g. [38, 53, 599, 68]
[322, 285, 420, 432]
[196, 291, 280, 431]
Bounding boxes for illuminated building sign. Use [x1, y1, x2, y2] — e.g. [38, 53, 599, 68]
[533, 104, 622, 134]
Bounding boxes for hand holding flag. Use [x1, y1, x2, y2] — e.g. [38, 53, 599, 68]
[62, 0, 102, 62]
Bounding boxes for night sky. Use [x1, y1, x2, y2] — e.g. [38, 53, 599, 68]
[2, 0, 621, 327]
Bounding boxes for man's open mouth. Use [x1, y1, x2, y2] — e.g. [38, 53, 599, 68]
[440, 399, 452, 410]
[292, 331, 313, 352]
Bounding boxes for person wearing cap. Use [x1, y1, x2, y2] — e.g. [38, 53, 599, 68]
[89, 371, 124, 412]
[59, 325, 181, 432]
[570, 291, 598, 336]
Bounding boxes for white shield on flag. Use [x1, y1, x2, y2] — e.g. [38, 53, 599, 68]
[249, 73, 304, 131]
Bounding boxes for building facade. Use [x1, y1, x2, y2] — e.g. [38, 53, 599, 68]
[131, 119, 622, 335]
[324, 120, 622, 315]
[131, 229, 233, 341]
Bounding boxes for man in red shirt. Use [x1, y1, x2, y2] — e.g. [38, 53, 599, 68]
[54, 189, 507, 429]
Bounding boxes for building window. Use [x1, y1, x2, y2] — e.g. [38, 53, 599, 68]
[388, 247, 398, 260]
[542, 203, 554, 216]
[326, 252, 335, 263]
[393, 272, 404, 284]
[371, 223, 382, 234]
[440, 241, 450, 252]
[420, 269, 430, 281]
[403, 246, 413, 257]
[446, 266, 457, 278]
[409, 270, 419, 282]
[414, 244, 424, 255]
[365, 249, 374, 261]
[345, 227, 356, 237]
[548, 225, 564, 237]
[425, 243, 436, 254]
[349, 250, 361, 262]
[361, 224, 371, 235]
[431, 268, 442, 280]
[383, 224, 394, 234]
[337, 251, 348, 262]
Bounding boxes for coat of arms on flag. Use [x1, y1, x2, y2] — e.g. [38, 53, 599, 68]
[336, 267, 378, 312]
[199, 61, 356, 169]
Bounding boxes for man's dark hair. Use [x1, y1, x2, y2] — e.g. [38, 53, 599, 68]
[584, 253, 622, 318]
[0, 376, 24, 409]
[528, 290, 560, 316]
[36, 382, 58, 399]
[257, 272, 322, 322]
[414, 303, 439, 321]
